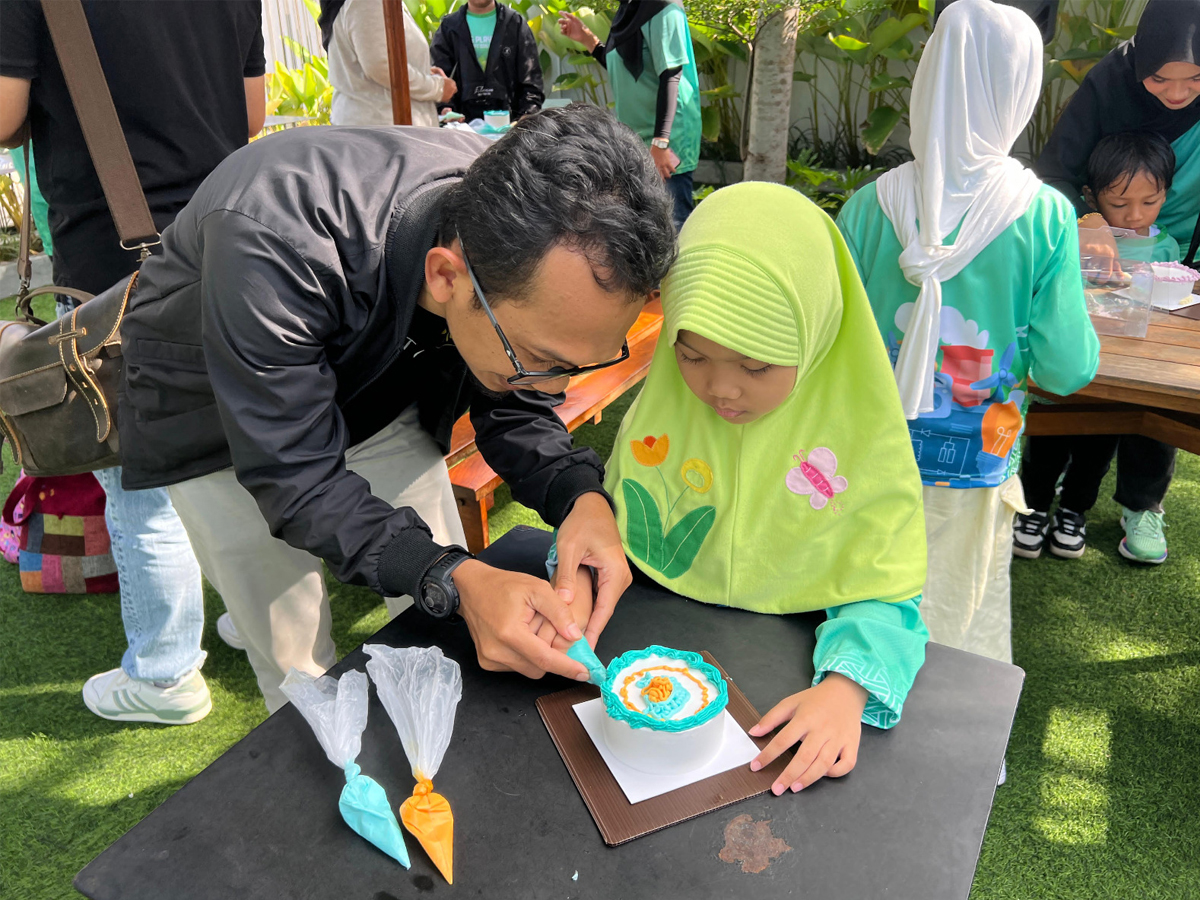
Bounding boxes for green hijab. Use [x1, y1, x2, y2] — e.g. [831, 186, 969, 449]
[605, 183, 926, 613]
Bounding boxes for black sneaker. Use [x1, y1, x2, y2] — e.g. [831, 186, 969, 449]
[1013, 510, 1050, 559]
[1048, 508, 1087, 559]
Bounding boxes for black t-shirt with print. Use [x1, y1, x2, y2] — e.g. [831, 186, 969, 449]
[0, 0, 265, 293]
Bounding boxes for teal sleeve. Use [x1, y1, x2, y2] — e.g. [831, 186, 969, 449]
[835, 188, 871, 283]
[649, 6, 690, 74]
[811, 595, 928, 729]
[9, 148, 54, 257]
[1025, 194, 1100, 397]
[1152, 230, 1182, 263]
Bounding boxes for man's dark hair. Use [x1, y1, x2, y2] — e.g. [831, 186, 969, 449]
[442, 104, 677, 303]
[1086, 132, 1176, 196]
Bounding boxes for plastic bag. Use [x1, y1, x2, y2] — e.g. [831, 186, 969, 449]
[364, 645, 461, 884]
[567, 638, 608, 685]
[280, 668, 410, 868]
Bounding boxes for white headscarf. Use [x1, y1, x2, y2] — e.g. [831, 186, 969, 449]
[876, 0, 1044, 419]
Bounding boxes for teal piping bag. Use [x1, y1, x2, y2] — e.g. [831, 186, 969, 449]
[567, 638, 608, 686]
[281, 668, 410, 867]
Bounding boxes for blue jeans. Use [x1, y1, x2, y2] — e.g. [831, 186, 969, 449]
[665, 170, 695, 232]
[93, 467, 206, 682]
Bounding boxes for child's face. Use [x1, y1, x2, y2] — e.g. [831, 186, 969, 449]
[1088, 169, 1167, 235]
[674, 330, 797, 424]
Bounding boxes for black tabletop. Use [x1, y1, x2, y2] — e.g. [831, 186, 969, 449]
[75, 526, 1024, 900]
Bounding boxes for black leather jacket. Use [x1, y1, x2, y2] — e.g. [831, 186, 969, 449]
[430, 3, 544, 123]
[117, 126, 606, 597]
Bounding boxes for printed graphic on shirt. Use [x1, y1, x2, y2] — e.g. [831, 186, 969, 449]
[890, 304, 1025, 488]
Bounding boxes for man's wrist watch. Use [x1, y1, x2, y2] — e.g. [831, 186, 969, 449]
[650, 137, 670, 150]
[416, 547, 473, 619]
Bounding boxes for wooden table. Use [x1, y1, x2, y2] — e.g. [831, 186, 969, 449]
[1025, 311, 1200, 453]
[74, 527, 1024, 900]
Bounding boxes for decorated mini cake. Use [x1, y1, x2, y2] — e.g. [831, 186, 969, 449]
[600, 645, 729, 776]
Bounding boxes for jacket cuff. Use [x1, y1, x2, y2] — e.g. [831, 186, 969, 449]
[377, 527, 446, 598]
[543, 462, 611, 527]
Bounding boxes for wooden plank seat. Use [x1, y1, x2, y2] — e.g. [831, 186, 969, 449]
[446, 300, 663, 552]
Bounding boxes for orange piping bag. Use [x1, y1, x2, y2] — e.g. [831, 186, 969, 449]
[400, 778, 453, 884]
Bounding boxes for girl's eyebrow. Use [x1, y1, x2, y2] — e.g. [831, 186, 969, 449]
[676, 337, 748, 359]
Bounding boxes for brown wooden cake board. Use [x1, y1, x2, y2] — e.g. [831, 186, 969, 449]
[536, 652, 788, 846]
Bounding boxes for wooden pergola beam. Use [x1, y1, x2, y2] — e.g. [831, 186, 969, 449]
[381, 0, 413, 125]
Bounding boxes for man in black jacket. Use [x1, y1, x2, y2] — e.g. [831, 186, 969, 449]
[431, 0, 544, 124]
[115, 106, 676, 711]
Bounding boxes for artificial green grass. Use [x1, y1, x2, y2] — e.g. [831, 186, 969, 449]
[0, 326, 1196, 896]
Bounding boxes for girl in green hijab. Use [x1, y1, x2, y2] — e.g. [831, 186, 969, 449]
[582, 182, 929, 795]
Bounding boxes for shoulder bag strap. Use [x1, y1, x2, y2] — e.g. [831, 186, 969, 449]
[38, 0, 159, 253]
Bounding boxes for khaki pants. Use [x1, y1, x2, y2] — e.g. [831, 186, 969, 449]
[920, 475, 1028, 664]
[168, 407, 467, 712]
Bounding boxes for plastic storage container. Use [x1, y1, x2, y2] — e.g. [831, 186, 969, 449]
[1082, 256, 1153, 338]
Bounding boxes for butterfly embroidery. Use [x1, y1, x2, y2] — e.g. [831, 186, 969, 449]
[786, 448, 847, 513]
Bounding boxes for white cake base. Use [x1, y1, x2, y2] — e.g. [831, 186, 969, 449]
[599, 706, 726, 776]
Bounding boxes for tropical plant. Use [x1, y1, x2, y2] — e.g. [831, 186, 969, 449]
[404, 0, 465, 41]
[1023, 0, 1146, 159]
[791, 0, 930, 170]
[265, 36, 333, 124]
[785, 148, 881, 214]
[529, 2, 613, 108]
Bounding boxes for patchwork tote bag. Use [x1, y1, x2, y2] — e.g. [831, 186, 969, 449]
[1, 472, 118, 593]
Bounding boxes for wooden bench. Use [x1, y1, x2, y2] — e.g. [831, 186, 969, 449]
[445, 300, 663, 552]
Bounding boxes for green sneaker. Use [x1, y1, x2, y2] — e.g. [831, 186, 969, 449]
[82, 667, 212, 724]
[1119, 507, 1168, 564]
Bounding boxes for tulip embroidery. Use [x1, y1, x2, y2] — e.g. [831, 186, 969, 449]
[622, 434, 715, 578]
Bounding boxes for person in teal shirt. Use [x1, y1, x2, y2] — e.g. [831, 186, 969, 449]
[837, 0, 1099, 674]
[430, 1, 543, 124]
[559, 2, 702, 231]
[1035, 0, 1200, 564]
[1018, 132, 1184, 564]
[9, 145, 53, 258]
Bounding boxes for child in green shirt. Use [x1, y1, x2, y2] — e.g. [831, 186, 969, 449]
[836, 0, 1099, 665]
[1017, 132, 1181, 564]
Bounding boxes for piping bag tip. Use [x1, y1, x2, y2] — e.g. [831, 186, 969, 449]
[401, 779, 454, 884]
[566, 637, 608, 686]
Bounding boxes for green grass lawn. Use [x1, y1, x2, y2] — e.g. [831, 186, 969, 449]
[1, 355, 1197, 897]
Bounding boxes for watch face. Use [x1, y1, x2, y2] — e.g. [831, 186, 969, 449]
[423, 582, 452, 618]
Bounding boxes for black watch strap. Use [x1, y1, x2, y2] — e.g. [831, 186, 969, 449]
[416, 547, 473, 618]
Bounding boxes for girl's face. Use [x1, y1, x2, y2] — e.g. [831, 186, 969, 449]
[674, 330, 797, 425]
[1143, 61, 1200, 110]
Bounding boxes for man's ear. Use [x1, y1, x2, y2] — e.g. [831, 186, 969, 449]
[1082, 185, 1099, 211]
[425, 246, 465, 307]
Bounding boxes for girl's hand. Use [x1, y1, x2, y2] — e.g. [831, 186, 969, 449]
[558, 13, 599, 52]
[1079, 214, 1121, 279]
[748, 673, 869, 795]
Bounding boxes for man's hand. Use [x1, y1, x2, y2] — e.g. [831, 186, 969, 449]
[432, 67, 458, 103]
[558, 12, 599, 52]
[650, 144, 678, 180]
[530, 565, 595, 651]
[553, 492, 631, 646]
[748, 673, 869, 794]
[453, 559, 590, 680]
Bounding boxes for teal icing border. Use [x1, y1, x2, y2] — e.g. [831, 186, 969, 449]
[601, 645, 728, 732]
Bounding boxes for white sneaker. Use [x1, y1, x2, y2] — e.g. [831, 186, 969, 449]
[216, 612, 246, 650]
[82, 667, 212, 725]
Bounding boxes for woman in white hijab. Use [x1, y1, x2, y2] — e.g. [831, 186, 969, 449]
[326, 0, 456, 127]
[836, 0, 1098, 668]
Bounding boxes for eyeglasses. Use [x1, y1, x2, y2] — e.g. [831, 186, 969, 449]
[456, 233, 631, 386]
